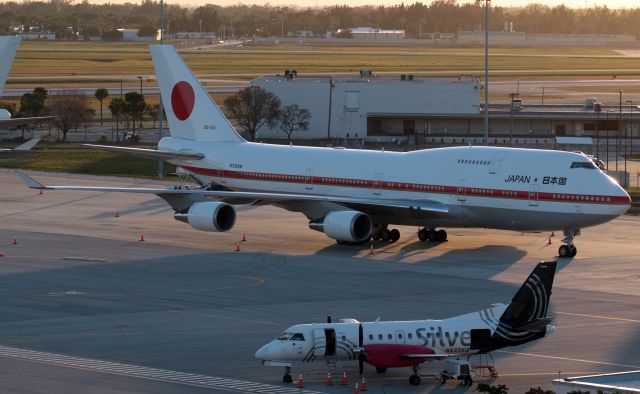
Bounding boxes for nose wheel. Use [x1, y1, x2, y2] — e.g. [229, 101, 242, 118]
[558, 229, 580, 258]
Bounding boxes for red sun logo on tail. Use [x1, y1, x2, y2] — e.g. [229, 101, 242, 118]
[171, 81, 195, 121]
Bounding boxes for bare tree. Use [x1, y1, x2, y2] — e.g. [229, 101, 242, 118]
[48, 92, 95, 141]
[223, 86, 280, 141]
[279, 104, 311, 142]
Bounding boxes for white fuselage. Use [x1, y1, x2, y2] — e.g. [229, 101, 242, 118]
[163, 139, 630, 231]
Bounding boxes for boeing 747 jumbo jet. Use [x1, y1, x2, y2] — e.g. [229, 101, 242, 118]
[18, 45, 630, 257]
[255, 261, 557, 386]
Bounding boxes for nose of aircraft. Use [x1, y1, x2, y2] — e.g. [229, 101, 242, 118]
[255, 343, 270, 360]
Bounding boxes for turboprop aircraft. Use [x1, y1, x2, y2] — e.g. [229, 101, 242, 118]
[0, 36, 53, 127]
[18, 45, 631, 257]
[255, 261, 557, 386]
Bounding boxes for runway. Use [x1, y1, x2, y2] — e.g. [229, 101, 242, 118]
[1, 171, 639, 393]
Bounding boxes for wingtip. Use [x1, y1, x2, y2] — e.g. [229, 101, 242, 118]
[16, 171, 46, 189]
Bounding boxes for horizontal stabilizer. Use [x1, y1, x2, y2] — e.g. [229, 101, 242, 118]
[12, 138, 40, 151]
[512, 317, 552, 333]
[82, 144, 204, 161]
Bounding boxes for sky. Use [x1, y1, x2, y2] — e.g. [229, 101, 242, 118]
[166, 0, 639, 7]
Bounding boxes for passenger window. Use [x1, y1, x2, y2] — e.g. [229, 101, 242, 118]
[342, 336, 346, 341]
[398, 333, 403, 339]
[369, 334, 373, 340]
[388, 334, 392, 340]
[378, 334, 383, 340]
[408, 333, 412, 339]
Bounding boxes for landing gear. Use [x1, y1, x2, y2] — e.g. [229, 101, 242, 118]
[282, 366, 292, 383]
[558, 229, 579, 258]
[409, 365, 421, 385]
[373, 225, 400, 243]
[418, 227, 447, 242]
[376, 367, 387, 373]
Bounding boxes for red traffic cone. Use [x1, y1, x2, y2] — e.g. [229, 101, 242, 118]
[354, 382, 360, 394]
[296, 374, 305, 388]
[242, 232, 247, 242]
[0, 251, 4, 257]
[115, 211, 120, 218]
[235, 243, 241, 252]
[341, 371, 348, 385]
[326, 372, 333, 386]
[360, 376, 367, 391]
[139, 234, 145, 242]
[547, 236, 552, 245]
[550, 231, 555, 237]
[369, 242, 375, 255]
[12, 236, 17, 245]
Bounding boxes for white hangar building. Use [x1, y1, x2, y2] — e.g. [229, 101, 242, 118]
[252, 71, 481, 142]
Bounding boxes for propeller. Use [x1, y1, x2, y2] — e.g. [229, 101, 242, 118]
[358, 324, 364, 375]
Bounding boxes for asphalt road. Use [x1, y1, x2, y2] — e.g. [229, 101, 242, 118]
[0, 171, 639, 393]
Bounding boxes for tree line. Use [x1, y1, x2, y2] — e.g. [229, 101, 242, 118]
[0, 0, 639, 40]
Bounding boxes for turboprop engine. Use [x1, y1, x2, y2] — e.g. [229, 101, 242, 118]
[174, 201, 236, 232]
[308, 210, 372, 243]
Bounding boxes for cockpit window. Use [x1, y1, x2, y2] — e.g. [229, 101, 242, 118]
[290, 333, 305, 341]
[277, 332, 294, 340]
[570, 161, 596, 169]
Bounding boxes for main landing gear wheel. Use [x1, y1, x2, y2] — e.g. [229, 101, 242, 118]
[418, 228, 428, 241]
[409, 374, 421, 385]
[439, 375, 447, 384]
[376, 367, 387, 373]
[420, 227, 447, 242]
[380, 228, 400, 243]
[390, 229, 400, 242]
[462, 376, 473, 387]
[437, 229, 447, 242]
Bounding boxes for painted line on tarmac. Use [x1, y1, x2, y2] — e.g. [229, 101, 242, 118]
[496, 350, 640, 369]
[0, 345, 323, 394]
[557, 311, 640, 324]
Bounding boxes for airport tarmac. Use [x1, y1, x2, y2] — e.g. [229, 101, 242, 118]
[0, 170, 639, 393]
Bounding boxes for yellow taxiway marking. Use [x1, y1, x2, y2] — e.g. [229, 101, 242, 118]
[497, 350, 640, 369]
[557, 311, 640, 324]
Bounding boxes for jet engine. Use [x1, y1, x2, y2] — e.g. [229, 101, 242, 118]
[174, 201, 236, 232]
[0, 109, 10, 120]
[309, 210, 372, 243]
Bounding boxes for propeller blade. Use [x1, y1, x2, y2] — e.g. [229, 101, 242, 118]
[359, 355, 364, 375]
[359, 324, 363, 347]
[358, 324, 364, 375]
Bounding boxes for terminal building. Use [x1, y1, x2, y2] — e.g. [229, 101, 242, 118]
[252, 70, 639, 152]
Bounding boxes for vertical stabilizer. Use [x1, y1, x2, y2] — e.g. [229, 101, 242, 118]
[0, 36, 20, 96]
[150, 45, 244, 143]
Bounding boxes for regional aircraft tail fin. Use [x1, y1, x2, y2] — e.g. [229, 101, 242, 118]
[0, 36, 20, 96]
[149, 45, 244, 143]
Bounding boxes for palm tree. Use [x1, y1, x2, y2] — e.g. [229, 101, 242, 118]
[94, 88, 109, 125]
[109, 97, 125, 142]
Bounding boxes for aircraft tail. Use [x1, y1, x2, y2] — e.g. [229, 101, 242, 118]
[149, 45, 244, 143]
[481, 261, 557, 350]
[0, 36, 20, 96]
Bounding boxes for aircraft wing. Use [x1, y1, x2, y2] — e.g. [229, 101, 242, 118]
[0, 138, 40, 152]
[0, 116, 56, 127]
[17, 172, 449, 217]
[81, 144, 205, 161]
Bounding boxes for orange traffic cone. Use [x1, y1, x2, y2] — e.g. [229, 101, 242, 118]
[547, 236, 552, 245]
[139, 234, 145, 242]
[235, 243, 241, 252]
[296, 374, 304, 388]
[360, 376, 367, 391]
[0, 251, 4, 257]
[341, 371, 348, 385]
[354, 382, 360, 394]
[242, 232, 247, 242]
[326, 372, 333, 386]
[550, 231, 555, 237]
[12, 236, 17, 245]
[369, 242, 375, 255]
[115, 211, 120, 218]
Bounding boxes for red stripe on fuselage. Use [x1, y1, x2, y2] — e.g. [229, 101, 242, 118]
[181, 166, 631, 206]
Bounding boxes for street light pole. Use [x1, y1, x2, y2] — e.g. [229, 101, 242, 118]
[138, 76, 143, 95]
[483, 0, 490, 146]
[158, 0, 164, 179]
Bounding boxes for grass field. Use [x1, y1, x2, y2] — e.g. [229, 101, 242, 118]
[0, 143, 176, 179]
[7, 41, 640, 81]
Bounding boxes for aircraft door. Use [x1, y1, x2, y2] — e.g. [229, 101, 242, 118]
[470, 329, 492, 351]
[457, 179, 467, 202]
[395, 330, 406, 344]
[305, 169, 314, 190]
[313, 329, 326, 357]
[373, 173, 383, 196]
[324, 328, 337, 357]
[489, 151, 507, 174]
[528, 184, 539, 207]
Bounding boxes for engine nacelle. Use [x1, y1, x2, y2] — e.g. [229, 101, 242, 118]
[175, 201, 236, 232]
[0, 109, 10, 120]
[309, 210, 372, 242]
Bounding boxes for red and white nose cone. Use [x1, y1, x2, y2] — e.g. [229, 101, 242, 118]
[171, 81, 195, 121]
